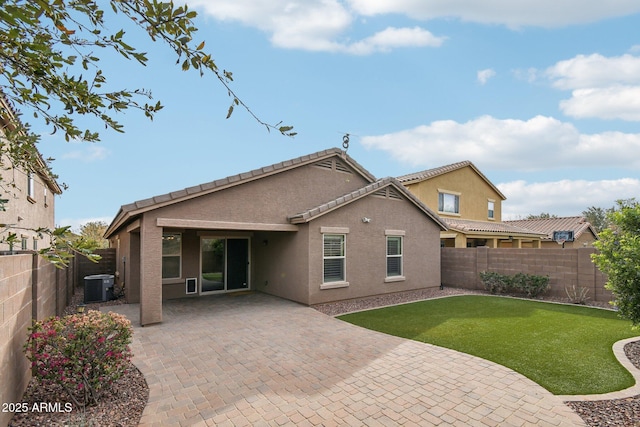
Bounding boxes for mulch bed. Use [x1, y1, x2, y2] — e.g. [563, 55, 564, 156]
[9, 288, 149, 427]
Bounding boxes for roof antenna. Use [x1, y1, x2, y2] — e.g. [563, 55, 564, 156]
[342, 133, 350, 152]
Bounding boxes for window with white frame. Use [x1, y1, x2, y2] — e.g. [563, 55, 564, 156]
[323, 234, 345, 283]
[162, 232, 182, 279]
[386, 236, 403, 277]
[488, 200, 495, 219]
[438, 191, 459, 214]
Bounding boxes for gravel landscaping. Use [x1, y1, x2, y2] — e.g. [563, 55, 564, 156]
[9, 286, 640, 426]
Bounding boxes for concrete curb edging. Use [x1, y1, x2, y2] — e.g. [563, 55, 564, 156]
[560, 336, 640, 402]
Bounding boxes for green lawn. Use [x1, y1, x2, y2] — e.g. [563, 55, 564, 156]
[338, 295, 639, 395]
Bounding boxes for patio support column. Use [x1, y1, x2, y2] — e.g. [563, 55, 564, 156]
[139, 217, 163, 326]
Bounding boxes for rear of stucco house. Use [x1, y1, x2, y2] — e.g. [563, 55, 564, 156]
[104, 148, 447, 326]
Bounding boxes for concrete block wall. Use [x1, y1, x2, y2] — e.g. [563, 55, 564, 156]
[441, 247, 613, 303]
[0, 253, 70, 426]
[0, 254, 33, 427]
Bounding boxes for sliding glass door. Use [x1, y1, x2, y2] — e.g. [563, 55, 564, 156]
[201, 237, 249, 294]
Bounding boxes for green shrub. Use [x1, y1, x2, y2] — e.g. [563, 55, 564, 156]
[479, 271, 513, 294]
[24, 310, 133, 408]
[511, 272, 550, 297]
[480, 271, 550, 298]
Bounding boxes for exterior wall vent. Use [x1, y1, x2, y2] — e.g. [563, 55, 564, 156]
[388, 188, 403, 200]
[373, 187, 402, 200]
[314, 159, 334, 170]
[334, 160, 352, 174]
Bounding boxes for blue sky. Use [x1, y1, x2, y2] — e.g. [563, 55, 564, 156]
[36, 1, 640, 230]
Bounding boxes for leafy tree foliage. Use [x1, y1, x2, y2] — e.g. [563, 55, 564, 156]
[78, 220, 108, 249]
[1, 1, 294, 155]
[1, 1, 294, 265]
[592, 199, 640, 326]
[582, 206, 611, 233]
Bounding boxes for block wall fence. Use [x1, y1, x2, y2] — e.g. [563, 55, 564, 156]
[441, 247, 612, 303]
[0, 253, 73, 427]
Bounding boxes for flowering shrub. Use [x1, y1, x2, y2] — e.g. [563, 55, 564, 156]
[24, 310, 133, 407]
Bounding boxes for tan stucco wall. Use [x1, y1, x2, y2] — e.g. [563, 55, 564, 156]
[139, 216, 163, 325]
[154, 162, 371, 225]
[0, 153, 55, 252]
[109, 230, 141, 303]
[252, 229, 310, 304]
[129, 160, 372, 323]
[305, 194, 442, 305]
[404, 167, 503, 222]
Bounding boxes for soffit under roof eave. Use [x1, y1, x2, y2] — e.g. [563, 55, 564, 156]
[156, 218, 299, 232]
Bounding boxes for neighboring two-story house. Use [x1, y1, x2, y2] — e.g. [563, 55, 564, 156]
[397, 161, 545, 248]
[0, 93, 61, 252]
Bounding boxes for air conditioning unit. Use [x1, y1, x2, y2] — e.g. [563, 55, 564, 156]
[84, 274, 115, 303]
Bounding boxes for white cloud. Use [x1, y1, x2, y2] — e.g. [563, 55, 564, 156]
[546, 54, 640, 90]
[61, 146, 109, 162]
[345, 27, 445, 55]
[499, 178, 640, 219]
[361, 115, 640, 170]
[346, 0, 640, 28]
[559, 86, 640, 120]
[189, 0, 444, 54]
[544, 54, 640, 121]
[477, 69, 496, 85]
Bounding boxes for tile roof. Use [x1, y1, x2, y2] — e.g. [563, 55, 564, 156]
[105, 148, 377, 236]
[504, 216, 598, 241]
[443, 218, 546, 237]
[288, 177, 448, 230]
[396, 160, 506, 200]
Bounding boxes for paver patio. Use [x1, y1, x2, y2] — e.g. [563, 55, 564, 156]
[107, 292, 586, 426]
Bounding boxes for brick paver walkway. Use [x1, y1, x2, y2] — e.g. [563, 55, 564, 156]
[108, 293, 586, 426]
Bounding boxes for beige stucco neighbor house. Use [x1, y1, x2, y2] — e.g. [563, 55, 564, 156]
[104, 148, 447, 326]
[0, 93, 62, 252]
[505, 216, 598, 248]
[397, 161, 545, 248]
